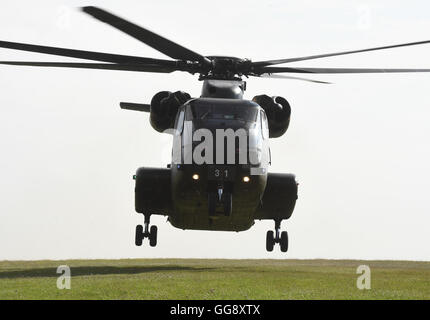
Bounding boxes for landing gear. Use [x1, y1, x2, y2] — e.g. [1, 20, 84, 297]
[266, 219, 289, 253]
[208, 190, 232, 216]
[280, 231, 288, 253]
[149, 225, 158, 247]
[135, 214, 158, 247]
[222, 192, 232, 216]
[266, 230, 275, 252]
[208, 192, 217, 216]
[135, 225, 144, 246]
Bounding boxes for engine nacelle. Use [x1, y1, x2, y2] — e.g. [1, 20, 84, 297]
[252, 95, 291, 138]
[255, 173, 298, 220]
[135, 167, 172, 215]
[150, 91, 191, 132]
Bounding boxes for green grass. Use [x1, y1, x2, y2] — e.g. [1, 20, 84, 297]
[0, 259, 428, 299]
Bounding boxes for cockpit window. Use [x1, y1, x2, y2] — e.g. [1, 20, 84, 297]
[261, 110, 269, 139]
[190, 104, 258, 122]
[175, 107, 185, 134]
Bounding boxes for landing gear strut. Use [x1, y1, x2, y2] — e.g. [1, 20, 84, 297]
[266, 219, 288, 252]
[208, 188, 232, 217]
[222, 192, 232, 216]
[135, 213, 158, 247]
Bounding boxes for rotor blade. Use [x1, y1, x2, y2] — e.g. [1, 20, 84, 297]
[256, 73, 331, 84]
[257, 66, 430, 74]
[0, 61, 176, 73]
[0, 40, 175, 65]
[82, 6, 210, 64]
[120, 102, 150, 112]
[252, 40, 430, 66]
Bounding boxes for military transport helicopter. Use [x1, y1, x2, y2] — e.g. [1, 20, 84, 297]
[2, 6, 430, 252]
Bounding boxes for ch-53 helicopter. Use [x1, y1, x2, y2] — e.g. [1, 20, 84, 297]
[1, 6, 430, 252]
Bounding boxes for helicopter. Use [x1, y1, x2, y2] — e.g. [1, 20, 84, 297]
[1, 6, 430, 252]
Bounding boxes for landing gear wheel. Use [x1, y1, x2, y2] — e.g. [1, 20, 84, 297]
[265, 219, 290, 253]
[266, 231, 275, 252]
[135, 213, 158, 247]
[222, 192, 232, 216]
[135, 225, 144, 246]
[280, 231, 289, 252]
[208, 192, 217, 216]
[149, 225, 158, 247]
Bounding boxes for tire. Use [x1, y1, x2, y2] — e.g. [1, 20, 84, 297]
[208, 192, 217, 216]
[266, 231, 275, 252]
[149, 225, 158, 247]
[135, 225, 144, 246]
[222, 192, 232, 216]
[280, 231, 289, 253]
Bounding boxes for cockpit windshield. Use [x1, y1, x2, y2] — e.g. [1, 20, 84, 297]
[190, 104, 258, 122]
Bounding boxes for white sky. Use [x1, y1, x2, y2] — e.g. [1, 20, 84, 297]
[0, 0, 429, 261]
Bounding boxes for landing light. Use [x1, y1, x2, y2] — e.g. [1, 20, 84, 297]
[243, 176, 250, 183]
[192, 174, 200, 180]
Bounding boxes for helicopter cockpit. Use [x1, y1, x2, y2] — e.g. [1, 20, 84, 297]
[190, 102, 258, 122]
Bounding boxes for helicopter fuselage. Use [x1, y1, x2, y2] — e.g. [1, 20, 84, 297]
[135, 81, 298, 237]
[169, 97, 269, 231]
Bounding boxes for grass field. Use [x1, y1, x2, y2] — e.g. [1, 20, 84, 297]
[0, 259, 428, 299]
